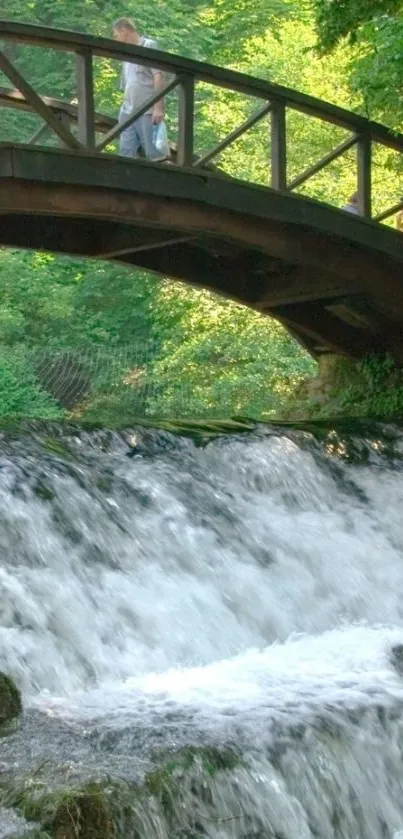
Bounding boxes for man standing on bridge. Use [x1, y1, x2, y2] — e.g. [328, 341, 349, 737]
[112, 18, 166, 160]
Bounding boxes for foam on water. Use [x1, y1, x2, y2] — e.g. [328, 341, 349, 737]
[1, 426, 403, 836]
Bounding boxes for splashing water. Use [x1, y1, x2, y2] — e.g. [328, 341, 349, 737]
[1, 423, 403, 837]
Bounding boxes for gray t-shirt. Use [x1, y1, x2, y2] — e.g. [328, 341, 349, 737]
[120, 36, 159, 116]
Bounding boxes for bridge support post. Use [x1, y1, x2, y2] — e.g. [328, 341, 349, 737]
[271, 101, 287, 191]
[357, 135, 372, 218]
[76, 49, 95, 149]
[178, 75, 194, 167]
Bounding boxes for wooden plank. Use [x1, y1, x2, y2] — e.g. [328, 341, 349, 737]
[254, 265, 355, 309]
[274, 301, 377, 357]
[95, 234, 193, 259]
[288, 134, 358, 191]
[96, 76, 179, 152]
[271, 101, 286, 190]
[2, 21, 403, 151]
[357, 135, 371, 218]
[0, 50, 82, 149]
[116, 238, 262, 304]
[76, 49, 95, 148]
[177, 75, 194, 167]
[195, 102, 271, 168]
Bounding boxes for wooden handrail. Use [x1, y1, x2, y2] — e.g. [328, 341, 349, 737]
[0, 19, 402, 226]
[1, 20, 403, 152]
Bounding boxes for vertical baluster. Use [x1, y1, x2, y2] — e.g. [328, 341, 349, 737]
[76, 48, 95, 150]
[357, 134, 372, 218]
[55, 111, 73, 148]
[271, 100, 287, 190]
[177, 74, 194, 167]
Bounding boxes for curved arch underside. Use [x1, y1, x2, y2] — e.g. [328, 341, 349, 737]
[1, 145, 403, 359]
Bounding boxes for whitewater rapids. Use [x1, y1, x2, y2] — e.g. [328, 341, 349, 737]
[1, 422, 403, 837]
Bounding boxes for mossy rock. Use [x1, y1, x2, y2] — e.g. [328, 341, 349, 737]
[0, 672, 22, 726]
[49, 786, 113, 839]
[42, 437, 72, 460]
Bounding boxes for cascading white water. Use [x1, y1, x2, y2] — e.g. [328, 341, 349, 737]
[1, 423, 403, 837]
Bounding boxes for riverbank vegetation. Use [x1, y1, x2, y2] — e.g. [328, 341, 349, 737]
[0, 0, 402, 422]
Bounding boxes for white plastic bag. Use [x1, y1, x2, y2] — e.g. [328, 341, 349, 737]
[154, 121, 170, 158]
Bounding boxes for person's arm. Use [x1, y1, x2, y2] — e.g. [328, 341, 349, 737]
[152, 69, 165, 124]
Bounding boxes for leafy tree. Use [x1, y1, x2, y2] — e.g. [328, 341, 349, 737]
[312, 0, 403, 52]
[312, 0, 403, 128]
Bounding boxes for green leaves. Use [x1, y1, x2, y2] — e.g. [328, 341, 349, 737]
[312, 0, 403, 53]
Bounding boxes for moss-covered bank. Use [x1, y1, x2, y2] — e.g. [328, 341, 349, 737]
[280, 354, 403, 420]
[0, 673, 22, 727]
[0, 746, 242, 839]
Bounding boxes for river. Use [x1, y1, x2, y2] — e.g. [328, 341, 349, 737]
[1, 421, 403, 837]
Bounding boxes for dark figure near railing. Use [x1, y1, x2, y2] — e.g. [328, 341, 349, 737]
[343, 192, 359, 215]
[112, 17, 166, 161]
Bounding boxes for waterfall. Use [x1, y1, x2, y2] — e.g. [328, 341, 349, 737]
[1, 422, 403, 838]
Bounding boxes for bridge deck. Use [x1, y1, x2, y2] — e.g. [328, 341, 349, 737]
[1, 144, 403, 360]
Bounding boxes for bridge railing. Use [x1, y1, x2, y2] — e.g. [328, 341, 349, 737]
[1, 20, 403, 225]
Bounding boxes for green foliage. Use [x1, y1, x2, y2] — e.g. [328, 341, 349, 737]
[340, 355, 403, 416]
[200, 0, 299, 61]
[282, 354, 403, 420]
[145, 285, 314, 418]
[313, 0, 403, 52]
[312, 0, 403, 128]
[0, 348, 62, 419]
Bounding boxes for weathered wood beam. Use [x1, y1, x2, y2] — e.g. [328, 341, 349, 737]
[0, 51, 82, 149]
[271, 101, 287, 190]
[0, 211, 194, 262]
[195, 102, 272, 168]
[254, 265, 356, 309]
[96, 76, 179, 152]
[94, 234, 194, 259]
[273, 301, 380, 357]
[357, 134, 372, 218]
[177, 75, 195, 167]
[76, 49, 95, 148]
[117, 240, 262, 304]
[288, 134, 358, 191]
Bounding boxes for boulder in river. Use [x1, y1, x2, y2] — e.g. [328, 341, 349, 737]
[0, 673, 22, 726]
[51, 785, 113, 839]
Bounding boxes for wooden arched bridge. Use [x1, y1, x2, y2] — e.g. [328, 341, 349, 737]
[1, 21, 403, 360]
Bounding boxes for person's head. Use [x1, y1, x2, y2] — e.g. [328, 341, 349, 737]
[112, 17, 139, 43]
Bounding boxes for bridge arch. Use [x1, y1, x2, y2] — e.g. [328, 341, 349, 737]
[0, 21, 403, 358]
[1, 146, 403, 359]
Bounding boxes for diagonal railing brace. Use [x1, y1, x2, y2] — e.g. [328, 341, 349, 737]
[0, 49, 82, 149]
[96, 76, 179, 152]
[195, 101, 272, 168]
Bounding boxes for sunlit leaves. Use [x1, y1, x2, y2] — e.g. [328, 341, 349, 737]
[312, 0, 403, 52]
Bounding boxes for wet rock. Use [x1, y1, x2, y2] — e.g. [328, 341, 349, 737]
[390, 644, 403, 674]
[51, 786, 113, 839]
[0, 673, 22, 726]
